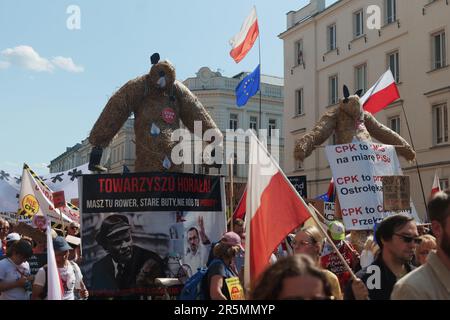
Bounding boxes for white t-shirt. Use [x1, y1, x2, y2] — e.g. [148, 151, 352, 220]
[183, 244, 210, 273]
[34, 261, 82, 300]
[0, 258, 31, 300]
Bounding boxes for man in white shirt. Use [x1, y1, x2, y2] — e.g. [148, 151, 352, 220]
[183, 216, 210, 273]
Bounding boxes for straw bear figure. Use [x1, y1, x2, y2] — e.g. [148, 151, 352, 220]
[294, 85, 416, 163]
[88, 53, 221, 173]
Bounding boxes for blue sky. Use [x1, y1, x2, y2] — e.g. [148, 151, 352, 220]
[0, 0, 336, 175]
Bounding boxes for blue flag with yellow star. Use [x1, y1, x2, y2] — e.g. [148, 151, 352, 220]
[235, 64, 260, 107]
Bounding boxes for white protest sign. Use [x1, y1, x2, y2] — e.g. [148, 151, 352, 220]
[324, 202, 335, 224]
[325, 141, 420, 230]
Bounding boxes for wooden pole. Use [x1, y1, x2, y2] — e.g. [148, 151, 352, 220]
[229, 155, 234, 232]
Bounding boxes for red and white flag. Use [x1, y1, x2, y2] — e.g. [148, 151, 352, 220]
[431, 171, 441, 197]
[229, 6, 259, 63]
[244, 133, 310, 288]
[361, 69, 400, 114]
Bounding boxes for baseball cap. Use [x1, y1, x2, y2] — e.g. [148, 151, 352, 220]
[328, 221, 346, 241]
[6, 233, 21, 243]
[53, 236, 72, 252]
[221, 232, 243, 250]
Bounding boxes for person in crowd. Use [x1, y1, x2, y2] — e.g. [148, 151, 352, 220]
[203, 232, 242, 300]
[183, 216, 211, 273]
[293, 226, 342, 299]
[359, 235, 380, 269]
[67, 222, 80, 237]
[414, 234, 437, 266]
[0, 218, 10, 258]
[391, 190, 450, 299]
[232, 218, 245, 245]
[32, 236, 88, 300]
[0, 239, 34, 300]
[321, 221, 360, 290]
[66, 235, 82, 265]
[90, 214, 166, 297]
[251, 254, 333, 300]
[0, 233, 21, 260]
[344, 214, 418, 300]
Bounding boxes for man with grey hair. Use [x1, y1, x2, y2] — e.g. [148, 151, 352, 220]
[392, 190, 450, 299]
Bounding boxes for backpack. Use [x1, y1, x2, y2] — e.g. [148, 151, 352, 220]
[178, 259, 224, 300]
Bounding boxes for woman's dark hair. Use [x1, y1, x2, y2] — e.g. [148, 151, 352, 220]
[9, 239, 33, 260]
[251, 254, 332, 300]
[375, 214, 414, 250]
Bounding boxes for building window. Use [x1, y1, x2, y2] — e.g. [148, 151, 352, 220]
[329, 75, 338, 105]
[249, 116, 258, 131]
[432, 31, 446, 70]
[389, 116, 401, 134]
[268, 119, 277, 137]
[295, 88, 304, 116]
[388, 51, 400, 83]
[295, 40, 304, 66]
[354, 10, 364, 38]
[355, 64, 367, 95]
[385, 0, 397, 24]
[433, 104, 448, 145]
[229, 114, 238, 130]
[440, 178, 449, 190]
[327, 24, 337, 51]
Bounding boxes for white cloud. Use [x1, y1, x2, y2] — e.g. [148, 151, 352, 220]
[0, 45, 84, 73]
[1, 45, 54, 72]
[52, 56, 84, 73]
[0, 61, 10, 69]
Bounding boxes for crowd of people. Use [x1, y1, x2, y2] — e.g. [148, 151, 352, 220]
[0, 189, 449, 300]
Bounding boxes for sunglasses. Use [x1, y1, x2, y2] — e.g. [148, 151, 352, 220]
[394, 233, 421, 244]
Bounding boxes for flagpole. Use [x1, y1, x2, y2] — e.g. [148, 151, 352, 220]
[229, 155, 234, 232]
[400, 101, 429, 221]
[249, 132, 357, 281]
[258, 24, 262, 130]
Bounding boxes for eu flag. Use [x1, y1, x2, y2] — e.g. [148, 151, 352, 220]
[235, 64, 260, 107]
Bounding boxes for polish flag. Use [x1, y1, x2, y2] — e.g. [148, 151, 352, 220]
[431, 171, 441, 197]
[361, 69, 400, 114]
[229, 7, 259, 63]
[244, 133, 311, 288]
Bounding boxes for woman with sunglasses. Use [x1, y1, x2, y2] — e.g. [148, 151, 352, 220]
[292, 226, 343, 299]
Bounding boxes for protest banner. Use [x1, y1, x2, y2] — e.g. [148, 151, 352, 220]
[79, 172, 226, 298]
[325, 142, 420, 230]
[382, 176, 411, 211]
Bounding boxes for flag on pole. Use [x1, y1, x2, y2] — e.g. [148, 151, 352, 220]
[431, 171, 441, 197]
[244, 133, 311, 288]
[229, 6, 259, 63]
[18, 164, 77, 224]
[46, 224, 63, 300]
[361, 69, 400, 114]
[236, 64, 260, 107]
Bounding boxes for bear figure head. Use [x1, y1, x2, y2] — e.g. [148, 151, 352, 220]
[148, 53, 176, 91]
[339, 85, 364, 120]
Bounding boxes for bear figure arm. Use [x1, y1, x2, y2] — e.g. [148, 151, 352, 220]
[294, 109, 338, 161]
[364, 112, 416, 161]
[175, 81, 222, 140]
[89, 77, 145, 147]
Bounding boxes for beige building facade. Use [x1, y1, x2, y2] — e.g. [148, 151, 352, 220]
[280, 0, 450, 219]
